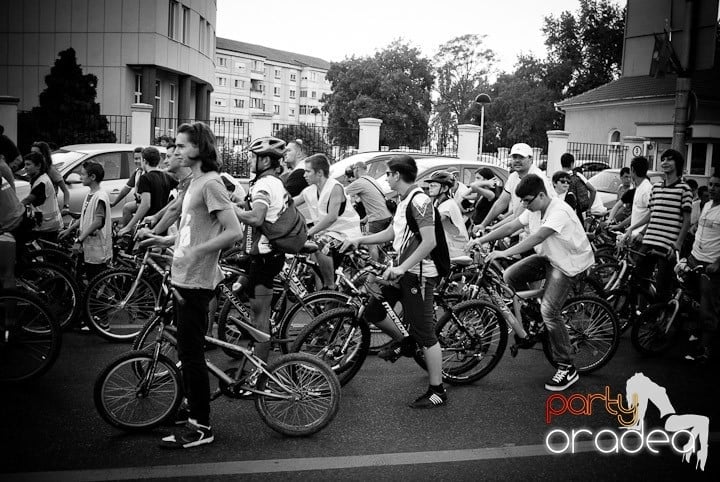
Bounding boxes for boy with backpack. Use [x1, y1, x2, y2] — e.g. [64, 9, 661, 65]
[341, 155, 450, 409]
[560, 153, 597, 224]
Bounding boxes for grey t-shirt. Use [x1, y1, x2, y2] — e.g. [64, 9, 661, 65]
[345, 175, 391, 222]
[171, 171, 233, 290]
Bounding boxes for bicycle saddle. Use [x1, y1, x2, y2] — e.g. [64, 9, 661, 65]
[301, 241, 319, 254]
[450, 256, 473, 267]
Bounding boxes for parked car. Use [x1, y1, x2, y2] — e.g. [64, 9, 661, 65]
[588, 168, 664, 210]
[15, 143, 165, 220]
[575, 161, 611, 178]
[329, 151, 449, 185]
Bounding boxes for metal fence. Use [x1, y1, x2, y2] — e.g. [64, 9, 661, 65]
[380, 126, 458, 157]
[105, 115, 131, 144]
[567, 142, 629, 177]
[271, 123, 359, 162]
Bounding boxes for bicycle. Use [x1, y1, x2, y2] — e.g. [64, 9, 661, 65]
[0, 288, 61, 382]
[631, 254, 706, 356]
[94, 267, 341, 436]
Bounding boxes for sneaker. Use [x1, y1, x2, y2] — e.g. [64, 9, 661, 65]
[173, 405, 191, 426]
[545, 365, 579, 391]
[160, 419, 214, 449]
[409, 388, 447, 409]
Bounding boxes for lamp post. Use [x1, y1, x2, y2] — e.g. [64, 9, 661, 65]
[474, 93, 491, 155]
[310, 107, 321, 126]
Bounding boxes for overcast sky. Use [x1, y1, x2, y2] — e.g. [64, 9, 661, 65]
[216, 0, 625, 74]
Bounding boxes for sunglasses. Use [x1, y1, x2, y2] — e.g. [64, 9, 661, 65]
[521, 193, 539, 205]
[556, 179, 570, 184]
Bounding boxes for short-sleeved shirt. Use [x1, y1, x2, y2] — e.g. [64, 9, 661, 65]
[345, 175, 391, 222]
[642, 179, 693, 253]
[437, 198, 469, 258]
[172, 172, 234, 290]
[249, 174, 289, 254]
[504, 165, 556, 214]
[518, 198, 595, 277]
[630, 178, 652, 235]
[136, 170, 178, 216]
[393, 186, 437, 277]
[692, 202, 720, 263]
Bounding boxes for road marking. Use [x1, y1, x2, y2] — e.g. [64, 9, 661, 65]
[8, 432, 720, 481]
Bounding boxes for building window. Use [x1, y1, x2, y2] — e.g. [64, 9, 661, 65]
[250, 98, 264, 109]
[214, 117, 225, 124]
[236, 62, 244, 70]
[218, 57, 227, 67]
[289, 108, 295, 117]
[311, 72, 317, 81]
[689, 143, 708, 175]
[290, 73, 297, 82]
[168, 83, 176, 123]
[234, 98, 244, 108]
[233, 118, 243, 127]
[181, 6, 190, 44]
[253, 60, 263, 72]
[300, 90, 307, 98]
[234, 79, 244, 88]
[274, 69, 281, 79]
[134, 73, 142, 103]
[609, 130, 620, 143]
[206, 21, 212, 56]
[250, 79, 262, 92]
[168, 1, 178, 40]
[299, 105, 308, 115]
[289, 89, 296, 99]
[154, 80, 161, 116]
[273, 105, 280, 115]
[199, 17, 206, 53]
[311, 91, 316, 99]
[218, 77, 228, 87]
[273, 87, 280, 97]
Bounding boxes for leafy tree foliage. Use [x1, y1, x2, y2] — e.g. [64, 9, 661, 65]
[19, 48, 116, 153]
[322, 41, 434, 149]
[273, 123, 332, 157]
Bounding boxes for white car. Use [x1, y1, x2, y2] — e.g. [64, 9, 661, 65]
[15, 143, 165, 220]
[588, 168, 664, 210]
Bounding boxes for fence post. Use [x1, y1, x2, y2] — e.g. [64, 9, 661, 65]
[0, 96, 20, 144]
[531, 147, 543, 166]
[131, 103, 153, 146]
[358, 118, 382, 153]
[546, 130, 570, 175]
[622, 136, 647, 167]
[497, 147, 509, 161]
[250, 112, 273, 139]
[457, 124, 481, 160]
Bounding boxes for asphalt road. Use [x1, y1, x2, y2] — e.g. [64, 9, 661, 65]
[2, 327, 718, 481]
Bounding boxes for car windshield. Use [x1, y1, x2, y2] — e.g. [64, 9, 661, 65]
[51, 150, 85, 172]
[588, 171, 624, 193]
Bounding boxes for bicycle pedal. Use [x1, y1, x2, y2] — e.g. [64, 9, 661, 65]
[510, 344, 519, 357]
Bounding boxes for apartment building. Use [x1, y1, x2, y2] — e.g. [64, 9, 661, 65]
[0, 0, 216, 124]
[212, 37, 331, 131]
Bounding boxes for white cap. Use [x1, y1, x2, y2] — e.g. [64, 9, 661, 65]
[510, 143, 533, 158]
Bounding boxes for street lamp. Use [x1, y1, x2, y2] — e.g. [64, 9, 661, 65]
[475, 93, 491, 155]
[310, 107, 321, 126]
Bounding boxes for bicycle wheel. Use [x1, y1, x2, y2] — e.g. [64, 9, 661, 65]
[590, 261, 620, 291]
[94, 351, 183, 431]
[278, 291, 351, 345]
[631, 303, 678, 356]
[217, 297, 254, 359]
[131, 316, 178, 367]
[28, 248, 74, 273]
[542, 296, 619, 374]
[17, 261, 80, 330]
[84, 268, 159, 342]
[290, 307, 370, 386]
[0, 290, 61, 382]
[435, 300, 508, 385]
[255, 352, 341, 437]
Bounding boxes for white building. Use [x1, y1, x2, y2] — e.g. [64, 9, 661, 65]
[212, 37, 331, 130]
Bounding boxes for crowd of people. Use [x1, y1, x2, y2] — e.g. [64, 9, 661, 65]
[1, 122, 718, 450]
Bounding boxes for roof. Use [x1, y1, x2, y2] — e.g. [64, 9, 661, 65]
[556, 70, 720, 108]
[216, 37, 331, 70]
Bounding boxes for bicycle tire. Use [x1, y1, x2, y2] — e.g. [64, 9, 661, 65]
[542, 296, 619, 374]
[289, 307, 370, 387]
[435, 300, 508, 385]
[589, 261, 620, 291]
[17, 261, 80, 330]
[255, 352, 341, 437]
[630, 303, 678, 356]
[27, 248, 74, 272]
[131, 316, 178, 366]
[94, 351, 183, 431]
[84, 267, 159, 342]
[0, 289, 61, 382]
[217, 297, 254, 358]
[277, 291, 351, 346]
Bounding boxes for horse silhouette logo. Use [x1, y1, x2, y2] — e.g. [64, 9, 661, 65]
[625, 373, 709, 471]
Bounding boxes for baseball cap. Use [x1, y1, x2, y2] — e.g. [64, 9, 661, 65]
[510, 143, 533, 158]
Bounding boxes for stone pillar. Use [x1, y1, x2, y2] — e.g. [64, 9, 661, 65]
[195, 84, 211, 122]
[131, 103, 153, 146]
[177, 76, 193, 122]
[622, 136, 647, 167]
[0, 96, 20, 144]
[531, 147, 543, 166]
[457, 124, 481, 160]
[358, 117, 382, 153]
[497, 147, 510, 161]
[546, 130, 570, 176]
[250, 112, 274, 139]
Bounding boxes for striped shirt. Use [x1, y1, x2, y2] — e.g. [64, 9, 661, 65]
[642, 179, 693, 253]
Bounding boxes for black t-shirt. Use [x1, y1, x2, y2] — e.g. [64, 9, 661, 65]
[284, 168, 308, 197]
[136, 170, 178, 216]
[471, 184, 502, 225]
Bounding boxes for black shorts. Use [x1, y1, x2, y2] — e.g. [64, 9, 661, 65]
[362, 273, 438, 347]
[246, 252, 285, 296]
[367, 217, 392, 234]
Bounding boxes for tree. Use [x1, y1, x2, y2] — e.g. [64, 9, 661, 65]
[431, 34, 496, 151]
[543, 0, 625, 97]
[322, 40, 434, 149]
[273, 123, 331, 157]
[19, 48, 116, 153]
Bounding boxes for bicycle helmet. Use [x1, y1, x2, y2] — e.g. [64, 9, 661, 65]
[248, 137, 286, 158]
[426, 170, 455, 187]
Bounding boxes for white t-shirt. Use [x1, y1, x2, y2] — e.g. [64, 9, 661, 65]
[575, 172, 607, 216]
[316, 177, 361, 238]
[249, 175, 288, 253]
[437, 198, 469, 258]
[518, 198, 595, 277]
[504, 165, 556, 215]
[691, 202, 720, 264]
[631, 178, 652, 235]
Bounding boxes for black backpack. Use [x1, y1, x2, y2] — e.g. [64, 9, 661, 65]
[568, 173, 591, 212]
[404, 191, 451, 278]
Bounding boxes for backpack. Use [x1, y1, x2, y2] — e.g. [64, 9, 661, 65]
[404, 191, 451, 278]
[363, 175, 397, 214]
[568, 173, 591, 212]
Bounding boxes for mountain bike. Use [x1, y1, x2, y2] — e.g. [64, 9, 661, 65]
[94, 267, 341, 436]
